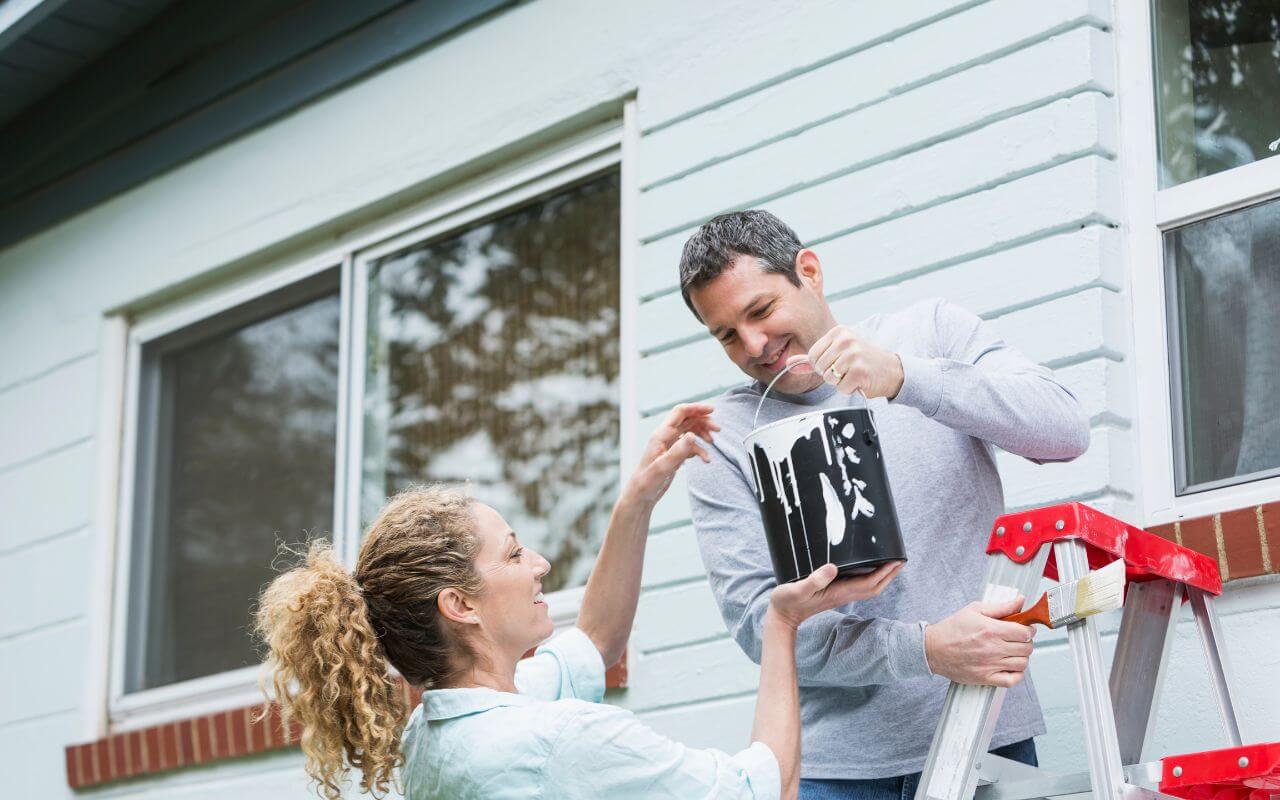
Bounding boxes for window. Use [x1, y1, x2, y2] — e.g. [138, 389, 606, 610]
[1120, 2, 1280, 520]
[1152, 1, 1280, 187]
[109, 123, 628, 726]
[1165, 197, 1280, 493]
[361, 172, 621, 594]
[124, 272, 342, 693]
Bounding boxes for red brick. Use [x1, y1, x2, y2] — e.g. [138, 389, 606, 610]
[131, 732, 145, 773]
[161, 723, 179, 771]
[111, 732, 126, 778]
[1177, 516, 1218, 561]
[211, 711, 229, 760]
[1220, 508, 1266, 579]
[64, 746, 80, 789]
[249, 705, 268, 752]
[197, 716, 215, 757]
[177, 719, 195, 766]
[1264, 503, 1280, 573]
[1148, 522, 1177, 543]
[96, 739, 112, 784]
[71, 742, 87, 788]
[84, 742, 99, 785]
[265, 703, 280, 748]
[144, 727, 161, 773]
[78, 743, 94, 786]
[227, 708, 246, 757]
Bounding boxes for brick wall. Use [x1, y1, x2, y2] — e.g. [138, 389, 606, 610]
[1148, 502, 1278, 582]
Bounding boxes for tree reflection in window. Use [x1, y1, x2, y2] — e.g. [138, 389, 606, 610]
[364, 173, 620, 593]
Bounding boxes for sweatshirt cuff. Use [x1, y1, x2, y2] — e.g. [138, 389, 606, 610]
[736, 741, 782, 800]
[888, 620, 934, 680]
[891, 354, 945, 418]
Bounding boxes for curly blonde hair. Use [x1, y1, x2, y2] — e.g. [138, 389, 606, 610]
[255, 485, 483, 799]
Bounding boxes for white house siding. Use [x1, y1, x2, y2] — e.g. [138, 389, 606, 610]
[0, 1, 1277, 798]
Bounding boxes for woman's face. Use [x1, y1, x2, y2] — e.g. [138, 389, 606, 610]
[468, 503, 555, 656]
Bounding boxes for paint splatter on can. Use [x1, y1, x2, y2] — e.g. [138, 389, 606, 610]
[745, 407, 906, 583]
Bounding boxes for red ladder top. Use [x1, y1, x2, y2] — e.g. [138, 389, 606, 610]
[985, 502, 1223, 595]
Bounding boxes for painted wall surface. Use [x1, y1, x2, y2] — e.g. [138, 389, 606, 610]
[1, 0, 1276, 797]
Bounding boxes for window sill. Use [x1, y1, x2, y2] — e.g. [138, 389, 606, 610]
[67, 656, 627, 790]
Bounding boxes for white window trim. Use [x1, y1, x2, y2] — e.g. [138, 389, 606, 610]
[104, 112, 636, 731]
[1116, 0, 1280, 527]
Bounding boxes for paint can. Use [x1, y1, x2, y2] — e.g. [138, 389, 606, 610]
[745, 366, 907, 583]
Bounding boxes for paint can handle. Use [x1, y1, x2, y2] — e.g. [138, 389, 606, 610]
[753, 358, 868, 430]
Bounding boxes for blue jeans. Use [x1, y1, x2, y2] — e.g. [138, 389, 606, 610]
[799, 738, 1038, 800]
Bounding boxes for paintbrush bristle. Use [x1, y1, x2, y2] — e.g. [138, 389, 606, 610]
[1073, 559, 1126, 618]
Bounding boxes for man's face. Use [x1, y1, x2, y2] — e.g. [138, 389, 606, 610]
[688, 252, 835, 394]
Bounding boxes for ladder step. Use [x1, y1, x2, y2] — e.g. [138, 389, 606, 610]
[1160, 742, 1280, 800]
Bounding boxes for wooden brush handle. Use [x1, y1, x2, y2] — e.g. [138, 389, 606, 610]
[1002, 593, 1051, 627]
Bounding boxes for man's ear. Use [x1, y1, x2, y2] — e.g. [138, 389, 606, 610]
[438, 587, 479, 625]
[795, 248, 824, 292]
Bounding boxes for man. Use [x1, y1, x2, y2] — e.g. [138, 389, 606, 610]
[681, 210, 1090, 799]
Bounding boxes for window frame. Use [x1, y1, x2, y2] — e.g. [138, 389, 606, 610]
[1117, 0, 1280, 526]
[110, 254, 352, 729]
[104, 111, 637, 730]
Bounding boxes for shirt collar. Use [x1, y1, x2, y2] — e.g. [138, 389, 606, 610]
[421, 686, 537, 721]
[750, 378, 837, 407]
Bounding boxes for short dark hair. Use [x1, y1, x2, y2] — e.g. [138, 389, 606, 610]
[678, 209, 804, 321]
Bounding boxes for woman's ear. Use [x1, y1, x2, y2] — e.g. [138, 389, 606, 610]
[437, 588, 479, 626]
[795, 248, 824, 292]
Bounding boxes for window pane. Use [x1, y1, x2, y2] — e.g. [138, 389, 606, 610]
[363, 172, 620, 594]
[1153, 1, 1280, 187]
[1167, 197, 1280, 492]
[127, 283, 340, 692]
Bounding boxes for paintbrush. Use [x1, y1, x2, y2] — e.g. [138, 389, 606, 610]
[1002, 559, 1126, 628]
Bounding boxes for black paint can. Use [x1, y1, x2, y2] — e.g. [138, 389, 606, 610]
[745, 407, 907, 583]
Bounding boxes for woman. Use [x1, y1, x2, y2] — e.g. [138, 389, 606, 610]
[256, 403, 902, 799]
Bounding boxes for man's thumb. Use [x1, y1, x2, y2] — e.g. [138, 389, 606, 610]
[977, 595, 1026, 619]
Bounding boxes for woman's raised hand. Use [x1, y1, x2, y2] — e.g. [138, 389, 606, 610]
[626, 403, 720, 506]
[767, 561, 904, 629]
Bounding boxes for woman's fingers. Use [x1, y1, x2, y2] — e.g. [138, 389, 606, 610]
[644, 403, 717, 458]
[798, 563, 839, 594]
[657, 432, 708, 468]
[656, 403, 717, 444]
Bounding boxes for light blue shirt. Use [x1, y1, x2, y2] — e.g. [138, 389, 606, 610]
[401, 626, 780, 799]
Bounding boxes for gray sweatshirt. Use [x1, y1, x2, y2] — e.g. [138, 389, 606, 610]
[686, 297, 1090, 780]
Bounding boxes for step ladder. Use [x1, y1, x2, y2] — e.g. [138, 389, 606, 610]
[915, 502, 1280, 800]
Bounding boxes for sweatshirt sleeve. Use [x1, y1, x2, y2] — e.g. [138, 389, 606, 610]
[889, 298, 1090, 463]
[687, 441, 933, 687]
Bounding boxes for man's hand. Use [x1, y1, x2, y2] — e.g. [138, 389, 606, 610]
[785, 325, 904, 399]
[924, 598, 1036, 687]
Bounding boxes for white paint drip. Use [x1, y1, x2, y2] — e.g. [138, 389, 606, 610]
[819, 473, 847, 546]
[848, 477, 877, 520]
[841, 423, 855, 438]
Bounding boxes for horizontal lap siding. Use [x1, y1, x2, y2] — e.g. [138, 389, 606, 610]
[620, 0, 1133, 757]
[0, 351, 103, 797]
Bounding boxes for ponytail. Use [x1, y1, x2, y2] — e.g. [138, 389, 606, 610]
[255, 542, 405, 799]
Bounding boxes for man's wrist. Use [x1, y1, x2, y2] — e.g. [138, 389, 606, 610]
[922, 623, 937, 674]
[887, 352, 905, 400]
